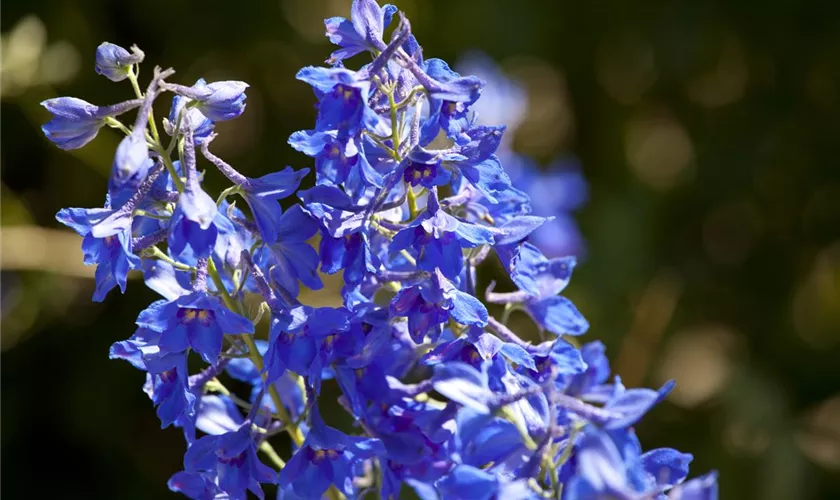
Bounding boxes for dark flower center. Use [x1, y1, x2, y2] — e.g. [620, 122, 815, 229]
[308, 447, 342, 463]
[219, 452, 246, 467]
[403, 161, 437, 187]
[177, 308, 215, 326]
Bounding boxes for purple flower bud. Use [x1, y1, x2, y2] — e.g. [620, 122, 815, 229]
[195, 81, 249, 121]
[40, 97, 104, 150]
[112, 134, 151, 189]
[40, 96, 142, 150]
[95, 42, 145, 82]
[163, 79, 215, 142]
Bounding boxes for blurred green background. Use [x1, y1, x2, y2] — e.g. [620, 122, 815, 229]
[3, 0, 840, 498]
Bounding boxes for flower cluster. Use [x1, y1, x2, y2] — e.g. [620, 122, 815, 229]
[45, 3, 717, 499]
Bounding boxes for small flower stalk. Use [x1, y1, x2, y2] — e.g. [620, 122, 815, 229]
[47, 9, 717, 500]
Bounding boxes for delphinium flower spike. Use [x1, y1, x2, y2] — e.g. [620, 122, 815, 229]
[47, 8, 718, 500]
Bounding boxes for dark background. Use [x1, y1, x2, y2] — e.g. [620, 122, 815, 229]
[3, 0, 840, 498]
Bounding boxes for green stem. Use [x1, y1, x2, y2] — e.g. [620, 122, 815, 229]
[127, 67, 144, 100]
[499, 406, 538, 451]
[362, 131, 399, 162]
[146, 246, 195, 272]
[388, 89, 401, 154]
[133, 209, 170, 220]
[394, 85, 426, 109]
[258, 441, 286, 469]
[128, 68, 163, 146]
[407, 185, 419, 219]
[501, 303, 515, 325]
[152, 145, 186, 193]
[105, 116, 132, 136]
[206, 257, 306, 448]
[166, 109, 184, 156]
[216, 185, 240, 206]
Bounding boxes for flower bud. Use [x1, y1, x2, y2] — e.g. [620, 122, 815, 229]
[112, 134, 151, 189]
[163, 79, 215, 142]
[95, 42, 145, 82]
[196, 81, 249, 121]
[41, 97, 105, 150]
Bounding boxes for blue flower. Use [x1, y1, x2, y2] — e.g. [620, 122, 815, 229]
[266, 305, 353, 393]
[420, 59, 480, 146]
[262, 306, 315, 383]
[600, 380, 675, 430]
[424, 328, 539, 378]
[391, 188, 493, 279]
[110, 329, 198, 435]
[289, 131, 385, 190]
[296, 66, 378, 144]
[256, 204, 323, 296]
[136, 292, 254, 363]
[496, 242, 589, 335]
[524, 337, 586, 383]
[278, 407, 384, 498]
[563, 430, 705, 500]
[453, 52, 588, 257]
[321, 231, 380, 285]
[41, 96, 141, 150]
[169, 183, 235, 258]
[402, 150, 452, 190]
[390, 269, 488, 343]
[143, 351, 198, 436]
[238, 168, 309, 245]
[430, 362, 499, 414]
[641, 447, 694, 491]
[183, 422, 277, 499]
[324, 0, 398, 65]
[224, 344, 306, 421]
[94, 42, 144, 82]
[444, 126, 513, 203]
[300, 185, 382, 284]
[56, 206, 141, 301]
[565, 341, 612, 401]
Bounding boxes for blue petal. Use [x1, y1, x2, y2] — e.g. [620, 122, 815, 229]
[641, 448, 693, 488]
[351, 0, 387, 45]
[448, 289, 489, 327]
[143, 260, 190, 300]
[184, 434, 221, 472]
[576, 432, 631, 493]
[288, 129, 331, 156]
[493, 215, 552, 246]
[499, 343, 536, 371]
[526, 296, 589, 335]
[668, 471, 718, 500]
[324, 17, 367, 64]
[195, 395, 244, 436]
[56, 207, 109, 235]
[436, 465, 497, 500]
[432, 362, 491, 413]
[604, 386, 668, 429]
